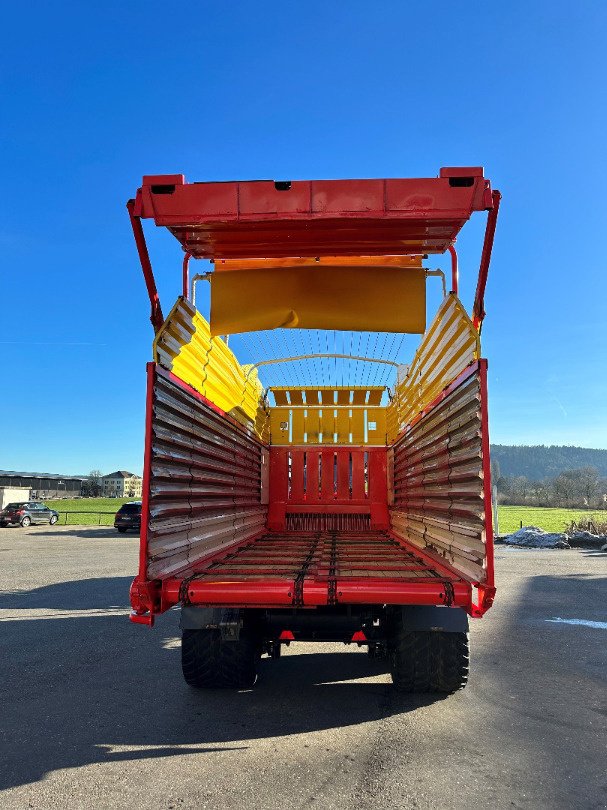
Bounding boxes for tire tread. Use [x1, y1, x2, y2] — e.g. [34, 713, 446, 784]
[182, 629, 257, 689]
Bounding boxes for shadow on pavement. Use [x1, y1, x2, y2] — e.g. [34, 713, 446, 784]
[0, 575, 437, 791]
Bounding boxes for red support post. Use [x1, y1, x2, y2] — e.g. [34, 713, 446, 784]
[127, 199, 164, 332]
[182, 252, 191, 299]
[448, 245, 459, 295]
[472, 190, 502, 331]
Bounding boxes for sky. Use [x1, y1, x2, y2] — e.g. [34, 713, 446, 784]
[1, 1, 606, 476]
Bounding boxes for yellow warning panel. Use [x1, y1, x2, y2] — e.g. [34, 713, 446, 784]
[210, 265, 426, 335]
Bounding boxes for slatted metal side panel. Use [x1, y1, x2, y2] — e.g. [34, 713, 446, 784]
[387, 295, 480, 442]
[390, 366, 488, 583]
[145, 366, 267, 580]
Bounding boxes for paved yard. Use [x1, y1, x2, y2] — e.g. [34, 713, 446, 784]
[0, 524, 605, 809]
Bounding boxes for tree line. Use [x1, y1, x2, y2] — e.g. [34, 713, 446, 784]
[492, 462, 607, 509]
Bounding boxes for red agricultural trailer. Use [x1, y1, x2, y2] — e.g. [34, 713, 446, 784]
[127, 168, 500, 693]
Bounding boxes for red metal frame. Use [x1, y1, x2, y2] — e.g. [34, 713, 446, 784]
[267, 446, 389, 530]
[448, 245, 459, 294]
[132, 169, 493, 260]
[182, 252, 191, 299]
[128, 169, 500, 334]
[128, 170, 501, 624]
[475, 359, 496, 615]
[473, 190, 502, 330]
[127, 200, 164, 332]
[155, 530, 472, 611]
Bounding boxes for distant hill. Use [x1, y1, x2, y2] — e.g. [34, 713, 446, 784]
[490, 445, 607, 480]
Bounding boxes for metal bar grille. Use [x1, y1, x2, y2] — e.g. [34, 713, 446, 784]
[164, 529, 469, 609]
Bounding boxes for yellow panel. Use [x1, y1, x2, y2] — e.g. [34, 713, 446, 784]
[320, 409, 335, 442]
[319, 389, 336, 405]
[289, 390, 304, 405]
[386, 294, 480, 442]
[367, 390, 383, 406]
[273, 389, 289, 406]
[351, 410, 365, 444]
[305, 409, 320, 444]
[336, 390, 350, 405]
[153, 297, 268, 436]
[270, 408, 291, 444]
[210, 265, 426, 334]
[352, 390, 366, 405]
[292, 409, 305, 444]
[335, 409, 351, 443]
[366, 408, 387, 445]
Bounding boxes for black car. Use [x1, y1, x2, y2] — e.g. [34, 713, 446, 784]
[0, 502, 59, 527]
[114, 501, 142, 533]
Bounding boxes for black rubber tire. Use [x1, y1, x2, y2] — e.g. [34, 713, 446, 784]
[117, 527, 127, 533]
[181, 628, 258, 689]
[49, 515, 58, 525]
[20, 516, 31, 527]
[390, 628, 469, 694]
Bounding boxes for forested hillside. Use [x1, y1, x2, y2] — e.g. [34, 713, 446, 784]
[490, 445, 607, 480]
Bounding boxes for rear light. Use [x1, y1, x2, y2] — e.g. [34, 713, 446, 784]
[16, 509, 25, 515]
[115, 513, 120, 519]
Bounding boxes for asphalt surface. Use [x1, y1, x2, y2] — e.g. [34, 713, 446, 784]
[0, 525, 605, 810]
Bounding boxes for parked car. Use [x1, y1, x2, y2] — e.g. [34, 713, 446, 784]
[114, 502, 142, 533]
[0, 502, 59, 528]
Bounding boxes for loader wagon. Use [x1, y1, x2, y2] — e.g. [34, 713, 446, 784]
[127, 168, 500, 693]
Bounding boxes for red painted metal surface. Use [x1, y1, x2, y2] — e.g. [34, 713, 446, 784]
[158, 530, 471, 612]
[182, 252, 191, 299]
[267, 447, 389, 530]
[131, 169, 494, 260]
[127, 200, 164, 332]
[475, 359, 496, 616]
[473, 190, 502, 330]
[448, 244, 459, 294]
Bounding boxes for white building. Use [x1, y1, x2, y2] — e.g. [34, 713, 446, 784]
[102, 471, 142, 498]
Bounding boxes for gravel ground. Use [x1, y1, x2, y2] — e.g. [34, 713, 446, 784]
[0, 524, 605, 809]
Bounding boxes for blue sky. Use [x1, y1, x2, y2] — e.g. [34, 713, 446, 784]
[1, 1, 605, 476]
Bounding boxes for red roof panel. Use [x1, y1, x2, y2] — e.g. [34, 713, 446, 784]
[132, 169, 493, 259]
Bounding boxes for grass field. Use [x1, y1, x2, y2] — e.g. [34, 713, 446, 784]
[34, 499, 607, 533]
[44, 497, 133, 526]
[497, 506, 606, 534]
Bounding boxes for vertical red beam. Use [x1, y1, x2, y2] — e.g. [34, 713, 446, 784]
[336, 450, 350, 500]
[182, 252, 191, 299]
[268, 448, 288, 528]
[290, 450, 305, 501]
[351, 451, 366, 500]
[321, 450, 335, 500]
[138, 362, 156, 581]
[478, 359, 496, 613]
[368, 449, 389, 527]
[306, 449, 320, 503]
[448, 245, 459, 294]
[472, 190, 502, 330]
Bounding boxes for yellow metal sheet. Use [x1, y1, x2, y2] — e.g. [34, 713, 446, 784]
[292, 409, 306, 443]
[210, 265, 426, 335]
[350, 410, 365, 444]
[386, 294, 480, 442]
[268, 387, 387, 446]
[335, 409, 350, 443]
[366, 408, 387, 444]
[320, 409, 336, 441]
[153, 296, 268, 435]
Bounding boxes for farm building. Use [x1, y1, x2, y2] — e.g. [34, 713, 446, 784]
[0, 470, 86, 500]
